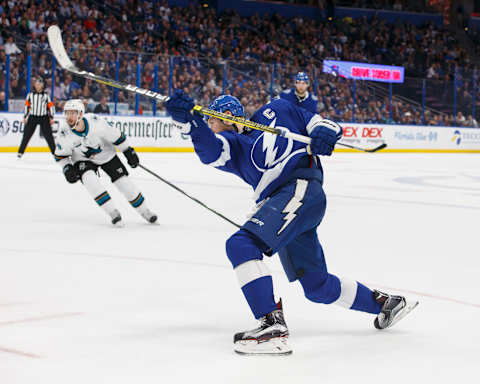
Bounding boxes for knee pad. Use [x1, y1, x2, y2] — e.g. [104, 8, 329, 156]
[80, 169, 101, 188]
[75, 161, 98, 179]
[101, 155, 129, 182]
[300, 271, 341, 304]
[225, 229, 267, 268]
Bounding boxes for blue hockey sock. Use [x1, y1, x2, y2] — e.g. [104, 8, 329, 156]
[301, 271, 382, 314]
[350, 282, 382, 314]
[226, 229, 278, 319]
[241, 275, 277, 319]
[331, 277, 382, 314]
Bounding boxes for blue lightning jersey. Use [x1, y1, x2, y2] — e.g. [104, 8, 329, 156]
[279, 88, 318, 114]
[188, 98, 332, 202]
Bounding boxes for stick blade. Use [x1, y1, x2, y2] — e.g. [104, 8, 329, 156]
[47, 25, 76, 70]
[365, 143, 387, 152]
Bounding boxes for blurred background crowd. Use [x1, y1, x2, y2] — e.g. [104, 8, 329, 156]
[0, 0, 479, 126]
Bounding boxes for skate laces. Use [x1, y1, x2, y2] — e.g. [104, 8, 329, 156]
[374, 290, 390, 304]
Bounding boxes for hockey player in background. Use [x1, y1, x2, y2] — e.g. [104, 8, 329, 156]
[166, 90, 418, 355]
[279, 71, 318, 114]
[55, 99, 157, 226]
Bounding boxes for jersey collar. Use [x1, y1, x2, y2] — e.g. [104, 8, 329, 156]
[72, 117, 89, 137]
[295, 90, 309, 102]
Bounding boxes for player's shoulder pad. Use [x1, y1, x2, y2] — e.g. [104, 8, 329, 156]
[267, 97, 294, 110]
[251, 98, 293, 122]
[312, 95, 318, 101]
[85, 113, 109, 129]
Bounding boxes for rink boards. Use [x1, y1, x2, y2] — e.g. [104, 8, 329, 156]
[0, 112, 479, 153]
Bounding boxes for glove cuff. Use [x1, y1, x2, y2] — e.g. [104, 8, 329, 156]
[172, 121, 191, 134]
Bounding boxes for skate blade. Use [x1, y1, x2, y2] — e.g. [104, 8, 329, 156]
[234, 337, 292, 356]
[389, 299, 419, 328]
[147, 216, 159, 224]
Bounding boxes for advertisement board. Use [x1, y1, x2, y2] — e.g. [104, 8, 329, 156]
[338, 123, 480, 152]
[0, 113, 193, 152]
[1, 113, 479, 153]
[323, 60, 405, 83]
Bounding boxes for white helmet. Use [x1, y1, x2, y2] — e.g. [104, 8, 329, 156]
[64, 99, 85, 115]
[64, 99, 85, 129]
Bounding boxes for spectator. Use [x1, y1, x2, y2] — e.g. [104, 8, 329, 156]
[465, 114, 478, 127]
[94, 95, 110, 114]
[0, 90, 5, 110]
[0, 0, 477, 125]
[456, 111, 466, 125]
[4, 36, 21, 55]
[53, 78, 66, 100]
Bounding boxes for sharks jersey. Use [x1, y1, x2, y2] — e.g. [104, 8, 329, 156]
[188, 98, 326, 202]
[279, 89, 318, 114]
[55, 114, 128, 165]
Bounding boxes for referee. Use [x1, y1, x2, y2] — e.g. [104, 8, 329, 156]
[18, 77, 56, 158]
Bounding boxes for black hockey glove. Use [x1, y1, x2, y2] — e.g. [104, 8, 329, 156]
[124, 147, 139, 168]
[63, 164, 79, 184]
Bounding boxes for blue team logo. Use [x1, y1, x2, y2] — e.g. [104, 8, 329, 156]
[251, 119, 294, 172]
[452, 130, 461, 146]
[0, 118, 10, 137]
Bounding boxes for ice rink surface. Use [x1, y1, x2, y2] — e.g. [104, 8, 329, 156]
[1, 152, 479, 384]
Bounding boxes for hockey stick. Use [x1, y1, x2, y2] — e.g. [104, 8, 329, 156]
[47, 25, 387, 153]
[336, 142, 387, 153]
[138, 164, 241, 229]
[194, 107, 387, 152]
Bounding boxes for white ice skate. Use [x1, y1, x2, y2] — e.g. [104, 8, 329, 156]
[140, 209, 158, 224]
[110, 209, 124, 227]
[234, 300, 292, 356]
[373, 290, 419, 329]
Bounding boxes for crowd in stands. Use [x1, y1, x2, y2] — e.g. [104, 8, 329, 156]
[0, 0, 479, 126]
[333, 0, 440, 13]
[275, 0, 438, 13]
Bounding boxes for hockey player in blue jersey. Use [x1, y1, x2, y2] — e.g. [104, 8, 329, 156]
[279, 71, 318, 114]
[166, 90, 418, 355]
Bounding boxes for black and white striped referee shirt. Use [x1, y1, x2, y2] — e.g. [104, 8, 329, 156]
[24, 92, 55, 118]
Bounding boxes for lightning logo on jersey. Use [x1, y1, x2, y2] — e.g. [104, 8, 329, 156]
[188, 98, 320, 203]
[251, 119, 294, 172]
[262, 120, 279, 168]
[277, 179, 309, 235]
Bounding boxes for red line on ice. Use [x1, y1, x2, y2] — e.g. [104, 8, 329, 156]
[0, 346, 41, 358]
[0, 312, 84, 326]
[374, 284, 480, 309]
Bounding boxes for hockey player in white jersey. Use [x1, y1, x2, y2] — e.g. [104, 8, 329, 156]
[55, 99, 157, 226]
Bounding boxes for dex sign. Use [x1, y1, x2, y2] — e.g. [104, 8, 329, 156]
[323, 60, 404, 83]
[343, 126, 384, 138]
